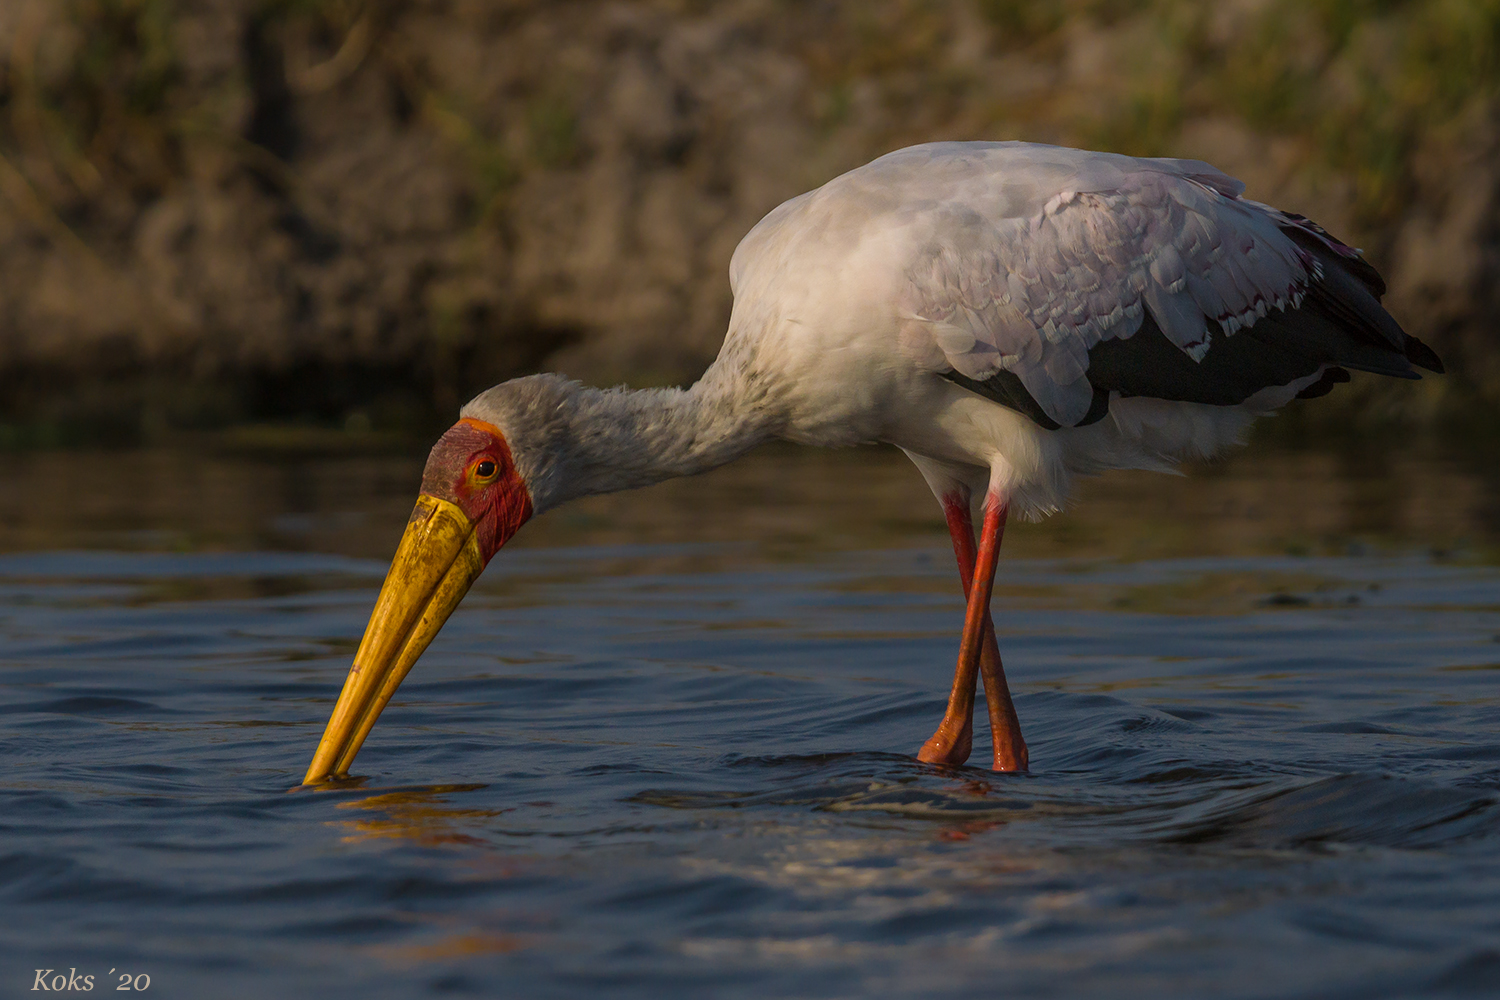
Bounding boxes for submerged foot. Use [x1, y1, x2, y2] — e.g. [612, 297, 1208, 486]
[917, 720, 973, 767]
[988, 734, 1029, 773]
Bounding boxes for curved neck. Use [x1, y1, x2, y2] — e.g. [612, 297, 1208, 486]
[519, 368, 775, 511]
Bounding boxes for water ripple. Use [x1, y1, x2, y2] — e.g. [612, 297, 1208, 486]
[2, 546, 1499, 997]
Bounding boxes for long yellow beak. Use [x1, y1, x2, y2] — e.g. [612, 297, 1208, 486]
[302, 494, 484, 784]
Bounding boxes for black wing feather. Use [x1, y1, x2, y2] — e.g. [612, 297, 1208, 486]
[943, 224, 1443, 427]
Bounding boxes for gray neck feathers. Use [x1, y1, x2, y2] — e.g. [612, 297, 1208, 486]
[460, 368, 774, 513]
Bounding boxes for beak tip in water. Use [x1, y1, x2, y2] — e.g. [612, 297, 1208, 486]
[302, 494, 485, 783]
[289, 771, 360, 792]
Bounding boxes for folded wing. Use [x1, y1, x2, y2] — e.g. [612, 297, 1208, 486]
[899, 157, 1440, 428]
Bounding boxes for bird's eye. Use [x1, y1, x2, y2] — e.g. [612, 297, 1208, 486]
[474, 460, 498, 480]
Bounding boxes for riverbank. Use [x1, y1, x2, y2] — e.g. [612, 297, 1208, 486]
[1, 1, 1496, 439]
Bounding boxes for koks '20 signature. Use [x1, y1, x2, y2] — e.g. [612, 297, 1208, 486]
[31, 969, 150, 991]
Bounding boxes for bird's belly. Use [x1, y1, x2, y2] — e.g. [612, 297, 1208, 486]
[884, 381, 1071, 504]
[776, 360, 1073, 514]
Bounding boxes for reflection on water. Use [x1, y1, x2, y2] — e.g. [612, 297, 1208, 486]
[1, 440, 1499, 997]
[4, 439, 1500, 561]
[332, 785, 504, 847]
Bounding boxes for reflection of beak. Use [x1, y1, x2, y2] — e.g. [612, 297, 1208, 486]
[302, 494, 484, 785]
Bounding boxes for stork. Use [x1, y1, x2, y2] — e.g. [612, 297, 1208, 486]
[302, 141, 1441, 784]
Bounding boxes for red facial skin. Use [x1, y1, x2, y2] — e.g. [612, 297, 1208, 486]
[419, 418, 534, 563]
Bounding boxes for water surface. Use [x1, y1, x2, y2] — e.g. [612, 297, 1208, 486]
[2, 442, 1498, 997]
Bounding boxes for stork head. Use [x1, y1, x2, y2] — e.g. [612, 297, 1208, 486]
[418, 417, 534, 559]
[301, 417, 533, 785]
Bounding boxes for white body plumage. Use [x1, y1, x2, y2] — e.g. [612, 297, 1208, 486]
[465, 141, 1430, 521]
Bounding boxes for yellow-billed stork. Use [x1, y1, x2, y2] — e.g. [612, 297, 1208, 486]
[302, 141, 1442, 784]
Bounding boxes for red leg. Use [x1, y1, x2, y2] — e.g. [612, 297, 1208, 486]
[979, 611, 1029, 772]
[918, 491, 1028, 771]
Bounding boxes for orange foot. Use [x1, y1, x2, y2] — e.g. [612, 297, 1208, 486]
[917, 720, 973, 767]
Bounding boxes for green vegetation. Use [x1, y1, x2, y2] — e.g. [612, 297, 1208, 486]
[1013, 0, 1500, 226]
[797, 0, 1500, 228]
[13, 0, 1498, 243]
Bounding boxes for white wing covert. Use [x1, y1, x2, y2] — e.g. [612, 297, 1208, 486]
[899, 164, 1317, 427]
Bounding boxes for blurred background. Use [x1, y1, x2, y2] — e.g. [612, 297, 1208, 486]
[0, 0, 1496, 449]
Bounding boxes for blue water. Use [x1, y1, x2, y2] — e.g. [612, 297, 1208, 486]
[2, 448, 1499, 997]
